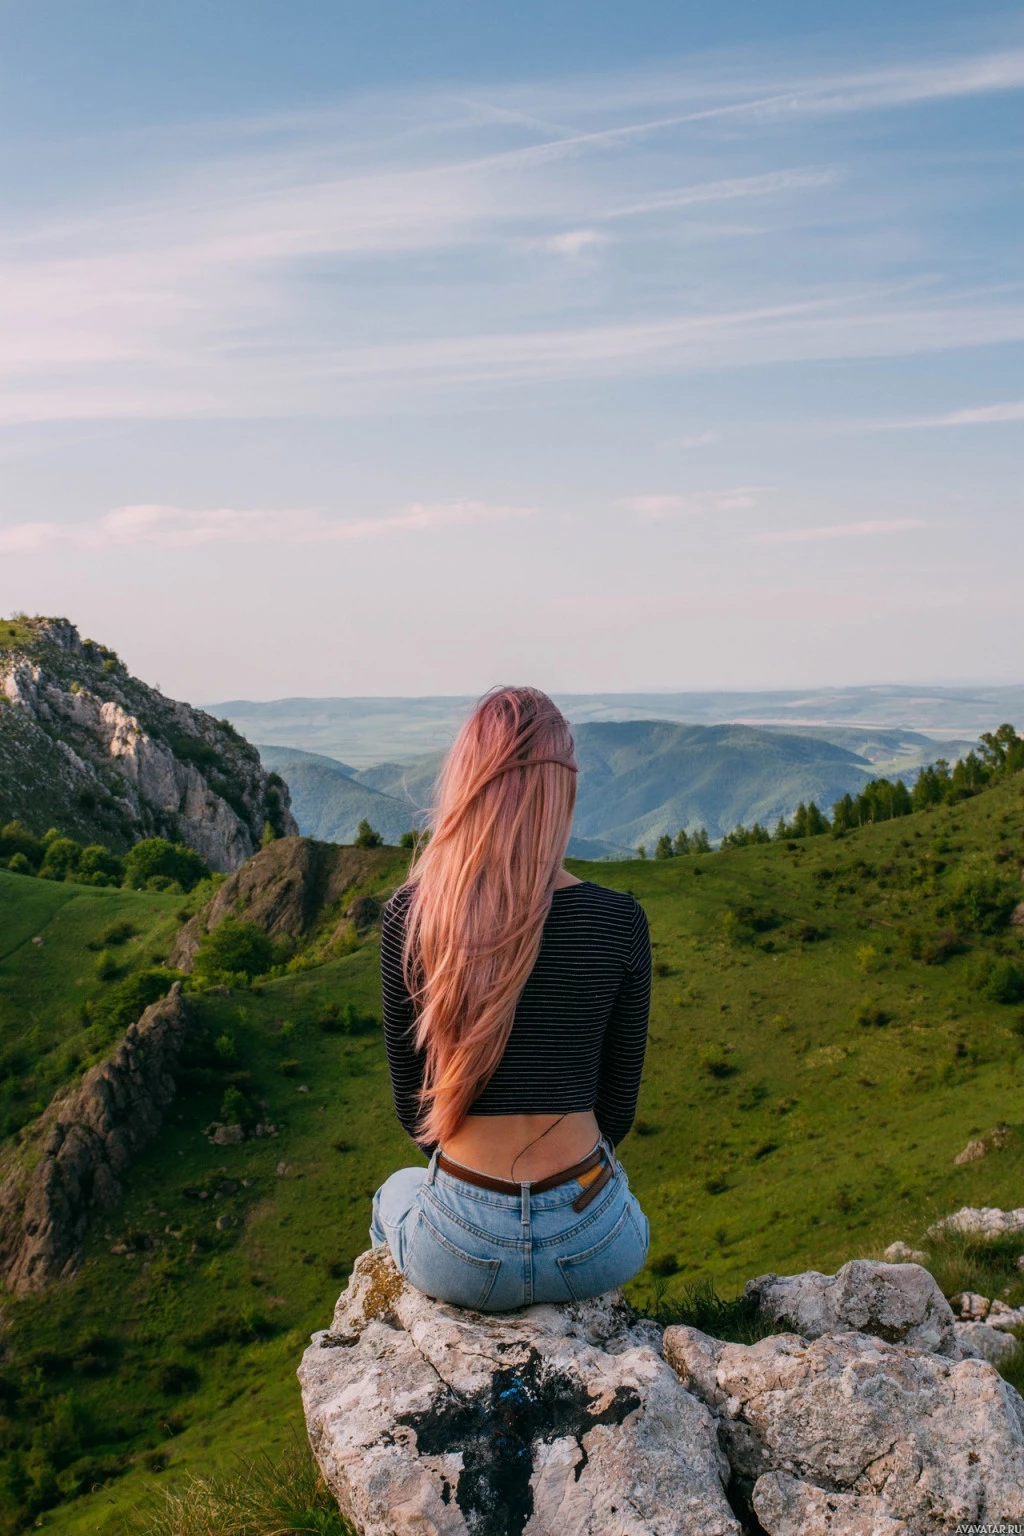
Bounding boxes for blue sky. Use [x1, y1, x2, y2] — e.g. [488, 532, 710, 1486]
[0, 2, 1021, 700]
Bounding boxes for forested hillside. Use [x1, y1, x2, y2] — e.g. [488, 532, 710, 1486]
[0, 760, 1021, 1532]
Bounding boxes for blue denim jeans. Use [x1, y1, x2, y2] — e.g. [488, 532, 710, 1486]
[370, 1140, 650, 1311]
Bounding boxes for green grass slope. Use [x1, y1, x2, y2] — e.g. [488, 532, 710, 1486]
[0, 869, 188, 1138]
[1, 783, 1023, 1533]
[255, 746, 416, 845]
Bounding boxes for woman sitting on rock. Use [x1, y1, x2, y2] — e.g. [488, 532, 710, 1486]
[371, 685, 651, 1310]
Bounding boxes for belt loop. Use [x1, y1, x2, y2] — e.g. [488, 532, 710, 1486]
[520, 1182, 530, 1226]
[425, 1146, 439, 1186]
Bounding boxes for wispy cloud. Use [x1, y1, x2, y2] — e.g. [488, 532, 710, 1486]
[757, 518, 927, 545]
[0, 41, 1021, 426]
[0, 500, 535, 554]
[882, 400, 1024, 430]
[533, 229, 608, 257]
[617, 487, 760, 519]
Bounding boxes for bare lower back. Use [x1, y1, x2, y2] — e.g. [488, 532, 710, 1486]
[442, 1110, 600, 1183]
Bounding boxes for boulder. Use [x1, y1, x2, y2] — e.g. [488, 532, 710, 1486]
[663, 1324, 1024, 1535]
[928, 1205, 1024, 1239]
[882, 1241, 929, 1265]
[298, 1247, 741, 1536]
[744, 1258, 959, 1357]
[955, 1321, 1019, 1368]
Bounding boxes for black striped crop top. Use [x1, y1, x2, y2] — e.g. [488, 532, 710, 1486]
[379, 879, 652, 1154]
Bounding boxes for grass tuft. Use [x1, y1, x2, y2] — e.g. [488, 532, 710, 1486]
[126, 1447, 353, 1536]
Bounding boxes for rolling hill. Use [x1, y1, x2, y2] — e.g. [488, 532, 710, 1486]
[261, 723, 898, 853]
[208, 686, 1016, 766]
[2, 765, 1023, 1533]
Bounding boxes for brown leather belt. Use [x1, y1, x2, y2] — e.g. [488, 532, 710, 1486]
[436, 1144, 614, 1213]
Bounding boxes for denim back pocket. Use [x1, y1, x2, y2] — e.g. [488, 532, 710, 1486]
[403, 1209, 501, 1311]
[556, 1203, 648, 1303]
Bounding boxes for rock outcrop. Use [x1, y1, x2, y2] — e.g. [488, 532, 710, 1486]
[929, 1205, 1024, 1239]
[301, 1251, 1024, 1536]
[745, 1258, 959, 1357]
[663, 1325, 1024, 1534]
[0, 983, 192, 1293]
[168, 835, 394, 970]
[0, 616, 296, 869]
[298, 1247, 741, 1536]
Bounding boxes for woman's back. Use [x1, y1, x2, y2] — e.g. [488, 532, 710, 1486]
[381, 876, 651, 1177]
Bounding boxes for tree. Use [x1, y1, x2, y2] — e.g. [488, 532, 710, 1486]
[636, 844, 647, 860]
[655, 834, 674, 860]
[354, 819, 384, 848]
[691, 828, 711, 855]
[672, 828, 690, 856]
[193, 918, 276, 987]
[123, 837, 209, 892]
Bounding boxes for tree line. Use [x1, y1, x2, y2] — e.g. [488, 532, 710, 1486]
[640, 725, 1024, 857]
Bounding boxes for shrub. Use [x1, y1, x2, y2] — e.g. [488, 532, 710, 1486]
[984, 959, 1024, 1005]
[192, 919, 275, 987]
[95, 949, 119, 982]
[156, 1361, 200, 1396]
[123, 837, 209, 893]
[77, 844, 124, 885]
[699, 1045, 735, 1079]
[0, 819, 43, 866]
[89, 969, 178, 1031]
[939, 868, 1018, 934]
[38, 836, 82, 881]
[277, 1059, 300, 1077]
[854, 1001, 892, 1028]
[6, 852, 33, 876]
[648, 1253, 679, 1277]
[353, 819, 384, 848]
[317, 1001, 377, 1035]
[220, 1086, 256, 1129]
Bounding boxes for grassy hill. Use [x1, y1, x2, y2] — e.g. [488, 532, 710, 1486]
[255, 745, 416, 846]
[260, 723, 901, 857]
[2, 780, 1023, 1533]
[210, 685, 1024, 764]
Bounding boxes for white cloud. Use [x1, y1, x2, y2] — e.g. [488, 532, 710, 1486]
[616, 487, 760, 519]
[536, 229, 608, 257]
[757, 518, 927, 544]
[884, 400, 1024, 430]
[680, 431, 718, 448]
[0, 500, 536, 555]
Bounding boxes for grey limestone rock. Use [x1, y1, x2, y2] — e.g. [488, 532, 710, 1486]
[0, 984, 192, 1293]
[298, 1246, 740, 1536]
[0, 617, 296, 869]
[663, 1324, 1024, 1535]
[955, 1321, 1019, 1368]
[744, 1258, 959, 1357]
[168, 835, 388, 972]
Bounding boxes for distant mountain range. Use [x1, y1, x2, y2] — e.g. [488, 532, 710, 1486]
[258, 720, 976, 856]
[208, 685, 1018, 767]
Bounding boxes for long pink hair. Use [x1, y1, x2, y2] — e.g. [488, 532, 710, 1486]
[402, 686, 578, 1148]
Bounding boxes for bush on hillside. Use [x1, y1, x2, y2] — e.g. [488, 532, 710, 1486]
[192, 919, 276, 987]
[88, 969, 180, 1031]
[123, 837, 209, 893]
[354, 818, 384, 848]
[938, 867, 1018, 934]
[5, 852, 33, 876]
[0, 820, 43, 867]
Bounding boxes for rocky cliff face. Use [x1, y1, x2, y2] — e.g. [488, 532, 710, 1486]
[168, 835, 392, 971]
[0, 616, 296, 869]
[0, 983, 192, 1295]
